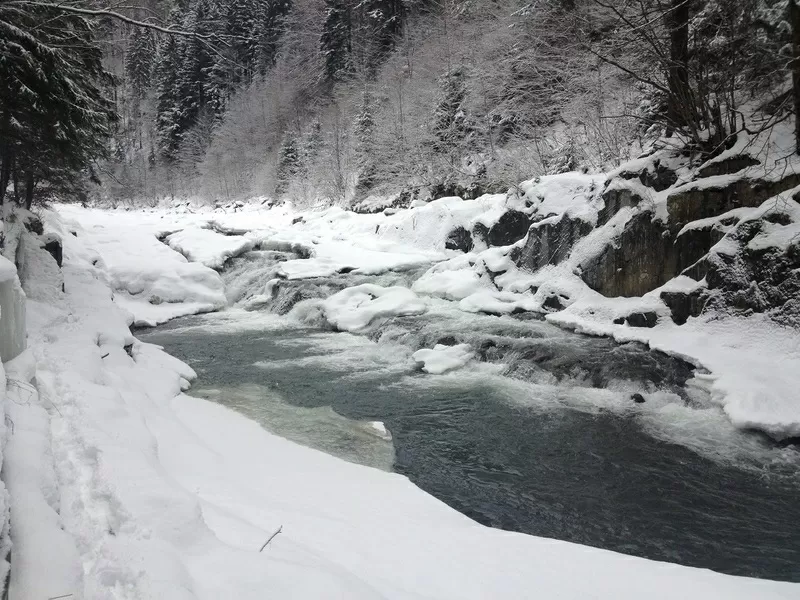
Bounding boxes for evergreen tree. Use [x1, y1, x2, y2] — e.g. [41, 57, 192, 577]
[432, 67, 469, 152]
[0, 3, 115, 207]
[125, 27, 156, 100]
[354, 88, 377, 190]
[155, 32, 182, 161]
[362, 0, 404, 61]
[276, 134, 301, 193]
[321, 0, 353, 82]
[255, 0, 293, 74]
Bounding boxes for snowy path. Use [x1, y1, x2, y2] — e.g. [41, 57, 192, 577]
[3, 202, 798, 598]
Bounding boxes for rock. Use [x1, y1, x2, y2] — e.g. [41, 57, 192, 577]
[703, 210, 800, 326]
[542, 294, 567, 312]
[660, 289, 708, 325]
[597, 185, 644, 227]
[697, 155, 759, 179]
[514, 214, 593, 272]
[445, 226, 474, 252]
[639, 160, 678, 191]
[631, 393, 646, 404]
[23, 215, 44, 235]
[292, 216, 304, 225]
[624, 311, 658, 328]
[42, 237, 63, 267]
[472, 222, 489, 246]
[580, 211, 673, 297]
[436, 336, 458, 346]
[667, 173, 800, 225]
[487, 210, 531, 247]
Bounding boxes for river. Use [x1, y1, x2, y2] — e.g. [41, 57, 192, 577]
[139, 249, 800, 582]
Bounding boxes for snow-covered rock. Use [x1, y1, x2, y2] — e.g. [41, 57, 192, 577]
[413, 343, 473, 374]
[322, 284, 427, 332]
[165, 226, 256, 270]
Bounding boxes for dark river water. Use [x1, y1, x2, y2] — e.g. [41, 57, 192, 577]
[139, 251, 800, 582]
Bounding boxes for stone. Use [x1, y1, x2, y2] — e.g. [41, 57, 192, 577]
[515, 215, 593, 272]
[580, 211, 673, 297]
[445, 226, 474, 252]
[667, 173, 800, 225]
[703, 211, 800, 327]
[697, 155, 760, 179]
[43, 238, 63, 267]
[639, 160, 678, 191]
[631, 393, 646, 403]
[624, 311, 658, 328]
[542, 294, 567, 312]
[597, 186, 643, 227]
[487, 210, 531, 247]
[660, 289, 709, 325]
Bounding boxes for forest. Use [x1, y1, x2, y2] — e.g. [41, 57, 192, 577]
[0, 0, 798, 209]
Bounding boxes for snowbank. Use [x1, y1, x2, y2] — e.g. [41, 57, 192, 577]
[56, 206, 227, 326]
[322, 284, 427, 332]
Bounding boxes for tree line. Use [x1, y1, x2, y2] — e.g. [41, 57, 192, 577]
[1, 0, 799, 210]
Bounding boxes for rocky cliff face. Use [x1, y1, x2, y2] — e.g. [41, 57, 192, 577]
[441, 142, 800, 330]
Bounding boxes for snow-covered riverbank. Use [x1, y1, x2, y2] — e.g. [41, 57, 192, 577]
[1, 199, 798, 598]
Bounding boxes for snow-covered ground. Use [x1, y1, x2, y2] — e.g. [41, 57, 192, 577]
[1, 194, 798, 599]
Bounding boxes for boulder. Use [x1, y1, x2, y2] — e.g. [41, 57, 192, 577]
[445, 226, 474, 252]
[514, 214, 593, 272]
[42, 235, 63, 267]
[660, 289, 709, 325]
[704, 213, 800, 326]
[487, 210, 531, 247]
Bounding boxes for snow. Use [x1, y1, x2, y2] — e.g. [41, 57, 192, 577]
[0, 256, 15, 282]
[322, 283, 427, 332]
[0, 265, 26, 362]
[55, 205, 227, 326]
[413, 343, 474, 374]
[165, 226, 255, 269]
[2, 190, 795, 598]
[516, 172, 603, 222]
[4, 351, 80, 600]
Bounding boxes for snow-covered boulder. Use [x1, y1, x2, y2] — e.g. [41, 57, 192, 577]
[413, 344, 473, 374]
[322, 284, 426, 332]
[165, 227, 256, 270]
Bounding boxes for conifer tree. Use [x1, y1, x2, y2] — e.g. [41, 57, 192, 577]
[432, 67, 469, 152]
[155, 33, 182, 161]
[0, 2, 115, 207]
[125, 27, 156, 100]
[276, 134, 301, 193]
[354, 88, 377, 190]
[321, 0, 353, 82]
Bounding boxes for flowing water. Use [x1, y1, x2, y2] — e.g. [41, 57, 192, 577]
[139, 249, 800, 582]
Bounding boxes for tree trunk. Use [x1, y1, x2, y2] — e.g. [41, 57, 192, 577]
[791, 0, 800, 154]
[0, 151, 10, 207]
[24, 172, 35, 210]
[666, 0, 691, 131]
